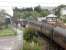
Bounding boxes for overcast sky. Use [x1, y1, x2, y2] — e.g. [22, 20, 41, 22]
[0, 0, 66, 16]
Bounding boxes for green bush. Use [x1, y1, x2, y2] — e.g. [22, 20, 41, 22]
[23, 28, 42, 50]
[63, 19, 66, 23]
[23, 28, 35, 42]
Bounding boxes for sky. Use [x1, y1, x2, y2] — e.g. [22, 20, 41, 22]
[0, 0, 66, 16]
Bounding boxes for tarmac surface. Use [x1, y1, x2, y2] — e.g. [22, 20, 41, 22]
[0, 27, 23, 50]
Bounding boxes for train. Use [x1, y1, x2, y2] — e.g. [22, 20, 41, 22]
[28, 21, 66, 50]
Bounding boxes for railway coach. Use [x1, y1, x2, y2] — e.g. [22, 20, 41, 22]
[28, 21, 66, 50]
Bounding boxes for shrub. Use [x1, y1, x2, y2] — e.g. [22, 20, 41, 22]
[23, 28, 35, 42]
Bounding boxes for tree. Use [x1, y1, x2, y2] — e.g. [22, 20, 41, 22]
[40, 9, 49, 17]
[0, 10, 8, 29]
[34, 5, 42, 12]
[55, 5, 65, 18]
[22, 7, 33, 11]
[55, 8, 61, 18]
[13, 6, 49, 20]
[0, 10, 7, 23]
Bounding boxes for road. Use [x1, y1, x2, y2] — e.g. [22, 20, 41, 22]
[0, 36, 17, 50]
[0, 26, 23, 50]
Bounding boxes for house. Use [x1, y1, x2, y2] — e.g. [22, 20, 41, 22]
[46, 14, 57, 24]
[37, 14, 57, 24]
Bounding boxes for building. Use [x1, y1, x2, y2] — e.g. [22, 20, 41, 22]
[37, 14, 57, 24]
[46, 14, 57, 24]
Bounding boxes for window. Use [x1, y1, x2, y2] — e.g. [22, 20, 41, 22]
[64, 37, 66, 42]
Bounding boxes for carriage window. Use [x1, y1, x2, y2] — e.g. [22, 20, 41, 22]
[64, 37, 66, 42]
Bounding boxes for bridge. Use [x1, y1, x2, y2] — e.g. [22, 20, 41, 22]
[27, 21, 66, 50]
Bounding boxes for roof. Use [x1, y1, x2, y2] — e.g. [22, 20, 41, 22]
[46, 14, 57, 18]
[54, 27, 66, 37]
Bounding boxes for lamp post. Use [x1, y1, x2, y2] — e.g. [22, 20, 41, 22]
[16, 16, 23, 50]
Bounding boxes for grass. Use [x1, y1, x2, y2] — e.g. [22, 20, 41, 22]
[63, 19, 66, 23]
[23, 28, 41, 50]
[23, 40, 41, 50]
[0, 27, 16, 36]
